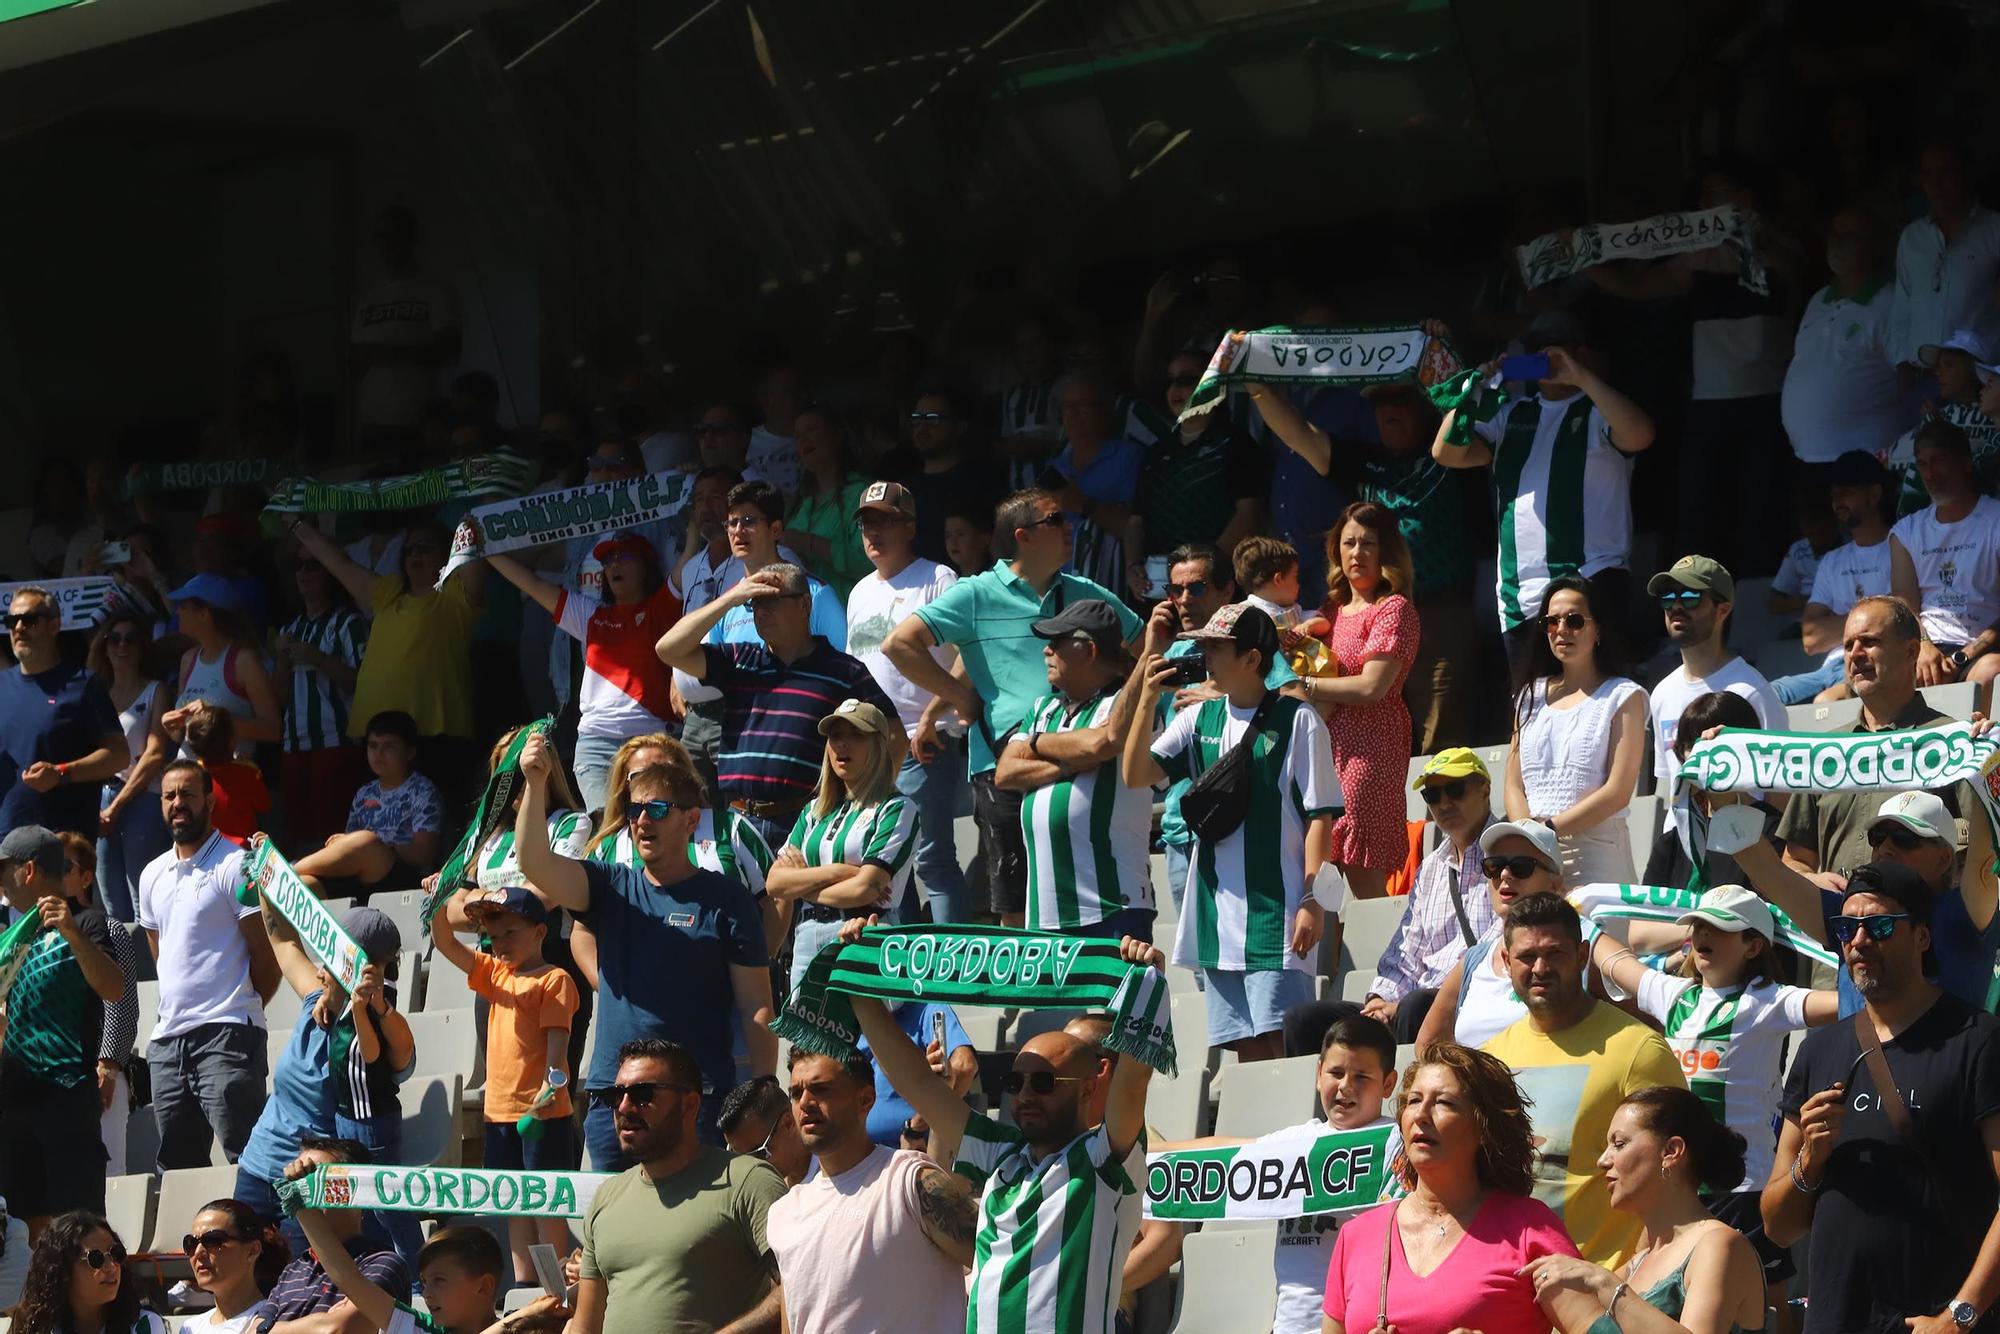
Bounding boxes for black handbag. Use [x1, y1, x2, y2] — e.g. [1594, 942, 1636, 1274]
[1177, 695, 1275, 845]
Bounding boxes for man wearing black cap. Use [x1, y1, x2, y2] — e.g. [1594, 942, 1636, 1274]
[1430, 311, 1655, 657]
[1774, 450, 1897, 704]
[1765, 861, 2000, 1334]
[994, 601, 1155, 940]
[0, 825, 125, 1231]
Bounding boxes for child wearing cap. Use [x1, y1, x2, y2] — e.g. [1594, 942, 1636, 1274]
[430, 884, 577, 1282]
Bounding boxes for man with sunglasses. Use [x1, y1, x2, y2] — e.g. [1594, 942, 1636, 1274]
[893, 385, 1004, 567]
[1646, 555, 1786, 797]
[574, 1038, 788, 1334]
[1766, 861, 2000, 1334]
[851, 931, 1165, 1334]
[1359, 748, 1499, 1042]
[0, 587, 125, 838]
[718, 1075, 812, 1187]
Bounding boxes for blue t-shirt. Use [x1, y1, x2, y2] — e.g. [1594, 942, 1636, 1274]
[237, 990, 337, 1189]
[1051, 437, 1144, 507]
[705, 579, 848, 650]
[346, 773, 445, 847]
[578, 861, 770, 1097]
[856, 1001, 973, 1147]
[0, 662, 120, 835]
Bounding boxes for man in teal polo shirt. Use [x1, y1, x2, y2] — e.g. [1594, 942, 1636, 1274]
[885, 487, 1141, 926]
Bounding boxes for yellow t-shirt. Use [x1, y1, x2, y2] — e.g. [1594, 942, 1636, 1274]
[347, 573, 481, 740]
[1482, 1001, 1686, 1268]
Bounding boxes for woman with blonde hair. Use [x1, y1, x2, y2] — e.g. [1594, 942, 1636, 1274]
[766, 699, 919, 988]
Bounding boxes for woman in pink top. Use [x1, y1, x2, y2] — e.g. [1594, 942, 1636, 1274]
[1322, 1041, 1579, 1334]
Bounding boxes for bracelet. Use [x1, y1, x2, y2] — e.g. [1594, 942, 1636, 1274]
[1790, 1152, 1823, 1194]
[55, 763, 68, 784]
[1607, 1280, 1630, 1321]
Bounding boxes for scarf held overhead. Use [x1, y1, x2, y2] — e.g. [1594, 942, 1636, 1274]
[276, 1164, 609, 1220]
[1567, 883, 1840, 968]
[436, 469, 694, 589]
[1144, 1120, 1399, 1221]
[772, 925, 1177, 1077]
[1516, 205, 1768, 295]
[1176, 324, 1462, 424]
[0, 577, 118, 631]
[424, 718, 552, 932]
[262, 453, 537, 516]
[242, 840, 372, 994]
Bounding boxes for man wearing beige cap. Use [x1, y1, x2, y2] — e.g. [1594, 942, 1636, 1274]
[1646, 554, 1785, 796]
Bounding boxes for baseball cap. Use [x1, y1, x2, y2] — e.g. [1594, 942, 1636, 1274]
[1412, 748, 1491, 789]
[0, 825, 63, 878]
[818, 697, 895, 737]
[1647, 554, 1736, 604]
[1032, 600, 1128, 658]
[166, 573, 243, 610]
[1843, 860, 1934, 926]
[853, 480, 916, 521]
[1917, 328, 1993, 367]
[1176, 601, 1281, 663]
[338, 905, 406, 961]
[460, 888, 548, 929]
[591, 530, 659, 566]
[1676, 884, 1776, 942]
[1522, 309, 1590, 352]
[1478, 820, 1561, 866]
[1869, 791, 1956, 846]
[1825, 450, 1891, 489]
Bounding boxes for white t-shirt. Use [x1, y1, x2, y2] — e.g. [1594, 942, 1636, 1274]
[183, 1302, 272, 1334]
[1648, 657, 1786, 788]
[1781, 284, 1903, 463]
[344, 532, 405, 579]
[1772, 539, 1824, 601]
[351, 274, 458, 427]
[1890, 495, 2000, 645]
[136, 830, 264, 1041]
[1890, 207, 2000, 365]
[847, 559, 958, 732]
[1807, 536, 1895, 617]
[1269, 1118, 1405, 1334]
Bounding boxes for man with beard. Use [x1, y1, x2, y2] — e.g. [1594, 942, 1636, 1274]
[1645, 555, 1785, 797]
[718, 1075, 812, 1188]
[893, 386, 1005, 568]
[136, 759, 277, 1170]
[573, 1039, 789, 1334]
[1774, 451, 1898, 704]
[764, 1049, 974, 1333]
[1765, 862, 2000, 1334]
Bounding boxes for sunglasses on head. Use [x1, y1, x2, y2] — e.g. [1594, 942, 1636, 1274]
[3, 610, 54, 629]
[1003, 1069, 1089, 1096]
[1831, 912, 1911, 943]
[1165, 579, 1209, 599]
[1867, 826, 1933, 851]
[83, 1246, 125, 1270]
[1420, 778, 1471, 806]
[1658, 590, 1708, 609]
[588, 1081, 697, 1109]
[183, 1230, 241, 1254]
[1483, 855, 1553, 880]
[625, 799, 677, 822]
[1542, 612, 1590, 633]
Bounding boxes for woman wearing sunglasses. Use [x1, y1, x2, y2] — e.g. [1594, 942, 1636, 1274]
[11, 1212, 162, 1334]
[766, 699, 916, 991]
[1414, 820, 1568, 1051]
[1505, 575, 1647, 888]
[86, 614, 173, 924]
[182, 1198, 288, 1334]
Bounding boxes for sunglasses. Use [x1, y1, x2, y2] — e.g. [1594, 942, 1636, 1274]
[3, 611, 54, 629]
[1831, 912, 1912, 943]
[588, 1081, 697, 1109]
[1542, 612, 1590, 633]
[1867, 826, 1933, 851]
[625, 800, 677, 822]
[83, 1246, 126, 1270]
[1419, 778, 1471, 806]
[1024, 512, 1069, 532]
[1483, 855, 1554, 880]
[105, 630, 144, 646]
[587, 457, 630, 471]
[1657, 590, 1708, 609]
[1003, 1070, 1089, 1096]
[183, 1230, 241, 1254]
[1165, 579, 1209, 599]
[908, 411, 952, 424]
[63, 860, 80, 875]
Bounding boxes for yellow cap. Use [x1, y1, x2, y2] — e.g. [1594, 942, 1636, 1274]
[1411, 747, 1490, 790]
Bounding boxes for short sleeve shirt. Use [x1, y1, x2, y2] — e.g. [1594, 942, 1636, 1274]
[0, 662, 120, 834]
[470, 954, 579, 1121]
[346, 773, 445, 848]
[701, 640, 894, 805]
[0, 904, 114, 1093]
[1776, 699, 1968, 875]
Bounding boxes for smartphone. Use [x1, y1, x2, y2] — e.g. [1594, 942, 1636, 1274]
[932, 1011, 947, 1052]
[528, 1244, 566, 1300]
[1171, 651, 1208, 688]
[98, 541, 131, 567]
[1500, 352, 1552, 382]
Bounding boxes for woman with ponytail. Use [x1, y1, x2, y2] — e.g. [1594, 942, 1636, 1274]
[1525, 1086, 1768, 1334]
[182, 1198, 287, 1333]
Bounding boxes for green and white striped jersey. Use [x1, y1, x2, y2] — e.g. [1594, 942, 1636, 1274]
[280, 607, 367, 752]
[1471, 393, 1633, 630]
[1152, 694, 1337, 973]
[474, 810, 594, 889]
[955, 1113, 1143, 1334]
[386, 1301, 446, 1334]
[1635, 971, 1812, 1191]
[784, 796, 918, 910]
[589, 808, 775, 898]
[1015, 690, 1153, 930]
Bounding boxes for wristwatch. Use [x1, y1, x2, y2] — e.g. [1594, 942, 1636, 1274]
[1950, 1301, 1979, 1329]
[1950, 647, 1971, 671]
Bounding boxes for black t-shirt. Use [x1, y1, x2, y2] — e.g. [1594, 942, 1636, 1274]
[895, 454, 1007, 566]
[1780, 992, 2000, 1333]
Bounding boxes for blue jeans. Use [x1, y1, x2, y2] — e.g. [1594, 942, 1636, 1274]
[895, 741, 972, 923]
[336, 1110, 425, 1279]
[149, 1022, 267, 1170]
[571, 731, 626, 816]
[1162, 842, 1192, 916]
[1772, 658, 1845, 705]
[98, 786, 168, 924]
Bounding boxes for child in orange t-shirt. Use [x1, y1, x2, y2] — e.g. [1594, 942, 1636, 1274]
[185, 704, 270, 842]
[431, 885, 577, 1282]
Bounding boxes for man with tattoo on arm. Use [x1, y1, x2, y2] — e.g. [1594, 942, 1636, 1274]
[764, 1048, 975, 1333]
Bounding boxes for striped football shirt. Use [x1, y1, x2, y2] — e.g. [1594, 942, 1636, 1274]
[1016, 690, 1152, 930]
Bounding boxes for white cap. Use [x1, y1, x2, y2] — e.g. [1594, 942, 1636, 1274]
[1478, 819, 1561, 865]
[1869, 791, 1955, 846]
[1675, 884, 1776, 941]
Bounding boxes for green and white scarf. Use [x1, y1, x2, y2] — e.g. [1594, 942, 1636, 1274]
[1567, 883, 1840, 968]
[425, 718, 552, 931]
[0, 577, 118, 631]
[1176, 324, 1461, 424]
[772, 925, 1178, 1077]
[1143, 1120, 1399, 1221]
[435, 470, 694, 589]
[263, 453, 537, 516]
[1425, 368, 1505, 447]
[122, 457, 284, 497]
[242, 840, 371, 993]
[276, 1164, 609, 1220]
[0, 907, 42, 1007]
[1516, 205, 1768, 294]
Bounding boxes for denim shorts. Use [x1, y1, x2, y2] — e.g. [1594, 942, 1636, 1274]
[1201, 968, 1315, 1046]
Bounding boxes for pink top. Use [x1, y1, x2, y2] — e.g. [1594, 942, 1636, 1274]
[1322, 1192, 1579, 1334]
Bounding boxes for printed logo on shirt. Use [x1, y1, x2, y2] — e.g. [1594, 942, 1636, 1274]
[668, 912, 696, 927]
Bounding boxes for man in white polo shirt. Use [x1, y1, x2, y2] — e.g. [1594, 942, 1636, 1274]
[137, 759, 278, 1170]
[1890, 419, 2000, 697]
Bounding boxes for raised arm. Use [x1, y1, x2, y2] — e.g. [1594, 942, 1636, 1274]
[290, 1205, 399, 1332]
[486, 552, 563, 618]
[655, 572, 769, 676]
[287, 519, 380, 609]
[253, 844, 326, 999]
[1120, 605, 1180, 789]
[1101, 936, 1164, 1160]
[1246, 383, 1332, 476]
[1552, 348, 1654, 454]
[852, 994, 971, 1147]
[40, 897, 123, 1003]
[514, 734, 591, 912]
[1431, 394, 1495, 469]
[1579, 251, 1695, 302]
[1728, 830, 1834, 947]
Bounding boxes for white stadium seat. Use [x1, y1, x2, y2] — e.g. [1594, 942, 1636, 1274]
[1145, 990, 1212, 1141]
[399, 1073, 465, 1166]
[105, 1172, 156, 1253]
[1212, 1054, 1319, 1139]
[1170, 1225, 1278, 1333]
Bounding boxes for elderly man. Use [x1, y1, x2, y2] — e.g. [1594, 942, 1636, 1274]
[1360, 749, 1500, 1042]
[885, 488, 1140, 927]
[994, 601, 1155, 940]
[718, 1076, 812, 1188]
[1764, 862, 2000, 1334]
[0, 586, 126, 836]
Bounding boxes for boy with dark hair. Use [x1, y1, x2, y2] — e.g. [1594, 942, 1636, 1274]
[185, 704, 270, 841]
[941, 507, 994, 577]
[294, 711, 442, 894]
[290, 1199, 553, 1334]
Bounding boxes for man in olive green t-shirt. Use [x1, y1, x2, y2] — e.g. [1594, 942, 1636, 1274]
[574, 1039, 789, 1334]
